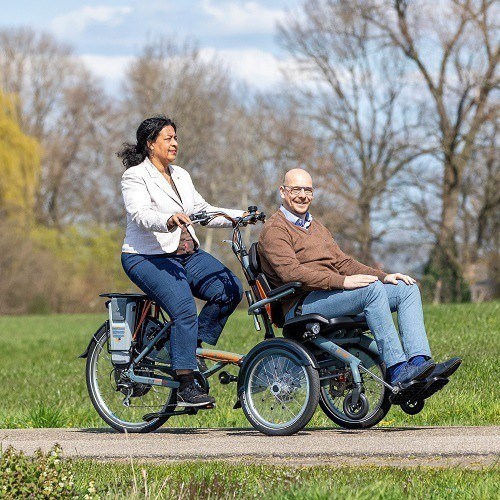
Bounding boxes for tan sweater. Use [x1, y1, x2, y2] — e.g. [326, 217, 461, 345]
[258, 210, 387, 313]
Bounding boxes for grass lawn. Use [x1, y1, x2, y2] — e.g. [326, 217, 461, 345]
[0, 301, 498, 429]
[72, 460, 499, 499]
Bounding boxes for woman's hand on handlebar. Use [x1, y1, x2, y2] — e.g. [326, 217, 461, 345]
[167, 213, 192, 230]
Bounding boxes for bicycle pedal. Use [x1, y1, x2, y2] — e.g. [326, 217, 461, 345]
[200, 403, 215, 410]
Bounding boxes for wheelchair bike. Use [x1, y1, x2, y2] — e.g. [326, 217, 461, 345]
[81, 207, 447, 435]
[80, 208, 321, 436]
[246, 239, 450, 427]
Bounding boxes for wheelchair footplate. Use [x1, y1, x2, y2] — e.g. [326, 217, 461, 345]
[390, 377, 448, 405]
[411, 376, 448, 401]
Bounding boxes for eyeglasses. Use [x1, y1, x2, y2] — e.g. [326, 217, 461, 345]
[283, 185, 314, 196]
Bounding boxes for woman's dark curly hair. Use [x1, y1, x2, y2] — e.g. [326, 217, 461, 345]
[117, 115, 177, 169]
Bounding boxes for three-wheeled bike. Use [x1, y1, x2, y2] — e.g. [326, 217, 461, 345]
[81, 207, 449, 435]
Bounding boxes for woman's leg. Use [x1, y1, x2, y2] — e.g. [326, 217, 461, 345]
[183, 249, 243, 346]
[383, 281, 432, 359]
[301, 280, 407, 367]
[121, 253, 198, 371]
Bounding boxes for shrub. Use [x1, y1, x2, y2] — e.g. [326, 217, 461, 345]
[0, 444, 78, 498]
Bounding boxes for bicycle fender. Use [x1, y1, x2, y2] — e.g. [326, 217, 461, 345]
[236, 337, 319, 397]
[78, 321, 108, 359]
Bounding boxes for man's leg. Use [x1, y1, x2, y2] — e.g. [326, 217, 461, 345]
[184, 249, 243, 346]
[300, 280, 435, 384]
[301, 281, 406, 367]
[384, 281, 461, 378]
[383, 281, 431, 360]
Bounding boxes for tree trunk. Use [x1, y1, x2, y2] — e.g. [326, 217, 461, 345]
[359, 201, 373, 264]
[425, 157, 470, 303]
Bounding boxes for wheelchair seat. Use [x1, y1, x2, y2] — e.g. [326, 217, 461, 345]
[282, 313, 369, 341]
[248, 243, 369, 336]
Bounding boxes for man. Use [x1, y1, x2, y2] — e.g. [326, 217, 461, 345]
[258, 168, 461, 387]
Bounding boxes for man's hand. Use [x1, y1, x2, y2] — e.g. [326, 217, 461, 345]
[383, 273, 416, 285]
[167, 212, 191, 230]
[343, 274, 379, 290]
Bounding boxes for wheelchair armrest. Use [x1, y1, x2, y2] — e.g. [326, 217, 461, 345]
[266, 282, 303, 298]
[248, 282, 302, 315]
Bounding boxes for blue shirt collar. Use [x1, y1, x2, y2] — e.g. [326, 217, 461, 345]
[280, 205, 312, 229]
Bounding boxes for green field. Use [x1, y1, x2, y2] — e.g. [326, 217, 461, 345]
[0, 302, 499, 429]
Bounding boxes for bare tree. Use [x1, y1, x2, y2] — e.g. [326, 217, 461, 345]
[121, 39, 263, 252]
[0, 27, 120, 228]
[460, 119, 499, 264]
[278, 0, 431, 264]
[357, 0, 499, 300]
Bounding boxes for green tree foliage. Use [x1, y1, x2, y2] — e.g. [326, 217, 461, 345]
[0, 91, 131, 314]
[0, 91, 40, 227]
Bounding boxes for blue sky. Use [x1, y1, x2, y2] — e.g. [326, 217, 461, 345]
[1, 0, 303, 90]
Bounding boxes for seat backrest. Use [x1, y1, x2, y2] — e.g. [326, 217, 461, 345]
[248, 242, 261, 279]
[248, 242, 286, 328]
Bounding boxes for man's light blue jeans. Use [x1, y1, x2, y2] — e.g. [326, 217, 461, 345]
[287, 280, 431, 368]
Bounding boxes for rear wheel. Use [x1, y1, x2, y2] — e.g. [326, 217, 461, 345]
[319, 346, 391, 429]
[86, 323, 176, 433]
[240, 345, 320, 436]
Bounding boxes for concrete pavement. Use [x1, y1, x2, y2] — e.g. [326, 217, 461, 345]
[1, 426, 499, 467]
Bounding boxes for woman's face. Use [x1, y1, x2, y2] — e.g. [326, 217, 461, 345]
[150, 125, 178, 165]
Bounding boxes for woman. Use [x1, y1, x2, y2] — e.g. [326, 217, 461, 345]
[118, 115, 244, 407]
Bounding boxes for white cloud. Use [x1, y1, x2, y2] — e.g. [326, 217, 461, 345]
[200, 0, 286, 35]
[51, 5, 133, 38]
[199, 47, 307, 90]
[79, 54, 132, 90]
[78, 49, 309, 94]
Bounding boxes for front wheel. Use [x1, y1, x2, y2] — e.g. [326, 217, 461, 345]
[319, 345, 391, 429]
[85, 323, 176, 433]
[240, 345, 320, 436]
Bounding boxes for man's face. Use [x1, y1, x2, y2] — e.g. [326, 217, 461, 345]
[279, 173, 314, 216]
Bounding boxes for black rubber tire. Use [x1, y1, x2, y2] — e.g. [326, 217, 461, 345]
[400, 399, 425, 415]
[319, 345, 391, 429]
[85, 324, 175, 433]
[240, 346, 320, 436]
[343, 392, 370, 420]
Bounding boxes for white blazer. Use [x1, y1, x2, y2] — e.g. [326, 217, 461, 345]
[121, 158, 243, 254]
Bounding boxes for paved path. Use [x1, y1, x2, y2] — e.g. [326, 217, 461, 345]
[1, 426, 499, 467]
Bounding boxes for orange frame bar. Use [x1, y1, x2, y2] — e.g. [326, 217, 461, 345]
[196, 348, 244, 366]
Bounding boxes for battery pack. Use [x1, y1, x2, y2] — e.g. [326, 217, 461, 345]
[108, 298, 137, 364]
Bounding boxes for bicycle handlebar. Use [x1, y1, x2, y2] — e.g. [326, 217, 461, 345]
[190, 207, 266, 226]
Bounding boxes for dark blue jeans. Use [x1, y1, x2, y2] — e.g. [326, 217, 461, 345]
[121, 250, 243, 370]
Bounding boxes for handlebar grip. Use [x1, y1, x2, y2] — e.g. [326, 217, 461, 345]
[190, 211, 207, 221]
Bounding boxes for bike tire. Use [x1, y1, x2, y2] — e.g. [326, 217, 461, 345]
[319, 345, 391, 429]
[240, 346, 320, 436]
[85, 323, 175, 433]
